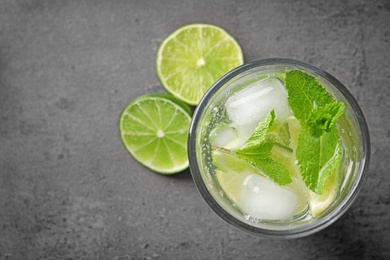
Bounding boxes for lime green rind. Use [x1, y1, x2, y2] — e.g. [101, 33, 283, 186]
[309, 167, 343, 217]
[119, 94, 192, 174]
[145, 93, 194, 116]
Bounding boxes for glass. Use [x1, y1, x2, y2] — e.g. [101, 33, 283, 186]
[188, 58, 370, 238]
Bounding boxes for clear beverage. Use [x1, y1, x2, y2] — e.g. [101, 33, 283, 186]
[188, 59, 370, 238]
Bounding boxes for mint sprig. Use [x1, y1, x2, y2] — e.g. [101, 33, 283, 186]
[285, 70, 344, 195]
[307, 102, 345, 137]
[233, 110, 292, 185]
[235, 109, 275, 154]
[285, 70, 333, 122]
[285, 70, 345, 137]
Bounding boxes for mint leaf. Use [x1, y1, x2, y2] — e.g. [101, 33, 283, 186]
[233, 110, 292, 185]
[296, 127, 342, 194]
[285, 70, 345, 194]
[236, 155, 292, 185]
[255, 159, 292, 186]
[308, 102, 345, 137]
[212, 147, 261, 174]
[267, 119, 293, 152]
[236, 110, 275, 153]
[285, 70, 334, 126]
[235, 142, 273, 159]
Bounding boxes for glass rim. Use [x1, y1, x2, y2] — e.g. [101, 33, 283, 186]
[188, 58, 370, 238]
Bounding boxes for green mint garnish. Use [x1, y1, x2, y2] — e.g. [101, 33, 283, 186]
[267, 119, 293, 152]
[296, 127, 343, 194]
[233, 110, 292, 185]
[307, 102, 345, 137]
[285, 70, 344, 195]
[235, 109, 275, 153]
[285, 70, 334, 123]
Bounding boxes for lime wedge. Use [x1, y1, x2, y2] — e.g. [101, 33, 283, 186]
[216, 170, 249, 205]
[212, 147, 260, 174]
[156, 24, 244, 106]
[309, 168, 342, 217]
[286, 116, 301, 150]
[212, 148, 258, 204]
[119, 94, 192, 174]
[268, 116, 305, 179]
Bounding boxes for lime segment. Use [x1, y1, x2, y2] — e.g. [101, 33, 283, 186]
[157, 24, 244, 105]
[212, 148, 261, 175]
[216, 170, 249, 205]
[119, 94, 192, 174]
[309, 168, 342, 217]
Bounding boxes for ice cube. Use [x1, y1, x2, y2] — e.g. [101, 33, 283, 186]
[209, 124, 239, 149]
[225, 78, 290, 142]
[230, 121, 259, 147]
[285, 177, 309, 216]
[240, 174, 298, 221]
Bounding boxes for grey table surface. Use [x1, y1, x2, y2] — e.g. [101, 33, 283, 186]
[1, 0, 389, 259]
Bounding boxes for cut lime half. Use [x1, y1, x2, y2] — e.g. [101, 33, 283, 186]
[119, 94, 192, 174]
[157, 24, 244, 106]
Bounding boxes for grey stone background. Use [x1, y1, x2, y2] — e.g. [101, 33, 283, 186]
[0, 0, 389, 259]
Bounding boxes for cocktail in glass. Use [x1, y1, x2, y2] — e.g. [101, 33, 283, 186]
[188, 59, 370, 238]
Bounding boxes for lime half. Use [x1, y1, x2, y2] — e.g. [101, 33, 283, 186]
[157, 24, 244, 106]
[119, 94, 192, 174]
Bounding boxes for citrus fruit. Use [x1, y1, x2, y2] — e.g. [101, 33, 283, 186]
[216, 170, 249, 205]
[266, 116, 306, 181]
[156, 24, 244, 106]
[119, 94, 192, 174]
[212, 148, 260, 174]
[212, 148, 259, 204]
[309, 168, 342, 217]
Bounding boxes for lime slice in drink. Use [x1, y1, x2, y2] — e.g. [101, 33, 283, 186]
[267, 117, 300, 177]
[212, 148, 259, 204]
[156, 24, 244, 106]
[119, 94, 192, 174]
[217, 169, 304, 220]
[216, 170, 249, 205]
[286, 116, 301, 150]
[309, 169, 342, 217]
[214, 146, 311, 219]
[212, 147, 260, 174]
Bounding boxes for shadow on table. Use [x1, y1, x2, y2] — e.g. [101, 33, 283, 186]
[301, 209, 385, 259]
[169, 168, 194, 183]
